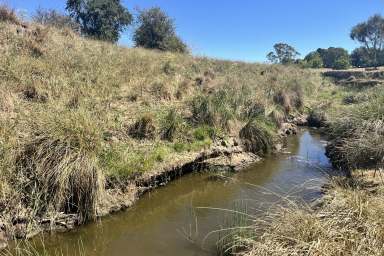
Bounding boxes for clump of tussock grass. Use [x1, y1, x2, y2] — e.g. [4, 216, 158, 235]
[265, 105, 286, 128]
[240, 174, 384, 256]
[19, 26, 50, 58]
[160, 109, 184, 141]
[307, 109, 327, 128]
[215, 202, 256, 256]
[190, 93, 224, 127]
[193, 126, 218, 141]
[239, 119, 276, 156]
[8, 110, 105, 223]
[175, 79, 194, 100]
[273, 86, 303, 114]
[150, 81, 172, 100]
[326, 120, 384, 171]
[128, 113, 157, 140]
[21, 86, 48, 103]
[0, 91, 15, 114]
[326, 90, 384, 172]
[190, 85, 253, 129]
[243, 102, 265, 120]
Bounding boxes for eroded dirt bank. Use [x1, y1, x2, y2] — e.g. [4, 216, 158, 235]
[0, 119, 305, 250]
[10, 128, 330, 256]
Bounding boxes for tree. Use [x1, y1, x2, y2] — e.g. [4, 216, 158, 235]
[33, 8, 80, 32]
[333, 55, 351, 70]
[316, 47, 350, 69]
[66, 0, 132, 42]
[351, 47, 373, 67]
[304, 51, 324, 68]
[267, 43, 300, 64]
[350, 15, 384, 67]
[133, 7, 188, 53]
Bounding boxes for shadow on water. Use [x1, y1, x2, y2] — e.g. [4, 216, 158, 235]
[21, 129, 331, 256]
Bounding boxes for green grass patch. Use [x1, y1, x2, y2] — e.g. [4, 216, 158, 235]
[100, 143, 172, 178]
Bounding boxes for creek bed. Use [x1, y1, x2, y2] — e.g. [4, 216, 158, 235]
[21, 129, 331, 256]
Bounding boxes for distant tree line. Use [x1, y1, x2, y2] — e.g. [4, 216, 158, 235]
[30, 2, 384, 67]
[267, 14, 384, 69]
[32, 0, 188, 53]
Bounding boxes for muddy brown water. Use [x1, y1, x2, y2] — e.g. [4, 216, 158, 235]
[22, 129, 331, 256]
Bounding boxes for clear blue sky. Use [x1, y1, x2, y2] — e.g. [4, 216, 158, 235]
[6, 0, 384, 62]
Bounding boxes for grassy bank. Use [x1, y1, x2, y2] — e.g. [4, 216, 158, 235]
[241, 171, 384, 256]
[221, 69, 384, 255]
[0, 12, 324, 241]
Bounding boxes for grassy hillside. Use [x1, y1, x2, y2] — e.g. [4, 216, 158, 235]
[0, 15, 324, 238]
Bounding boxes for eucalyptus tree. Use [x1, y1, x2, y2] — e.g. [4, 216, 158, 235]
[66, 0, 132, 42]
[351, 14, 384, 66]
[267, 43, 300, 64]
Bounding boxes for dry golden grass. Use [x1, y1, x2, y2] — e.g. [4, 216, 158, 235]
[0, 15, 323, 237]
[241, 172, 384, 256]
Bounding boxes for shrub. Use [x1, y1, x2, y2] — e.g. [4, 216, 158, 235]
[333, 55, 351, 70]
[129, 113, 156, 140]
[160, 35, 188, 53]
[0, 5, 20, 25]
[351, 47, 374, 68]
[33, 8, 80, 32]
[162, 61, 177, 75]
[133, 7, 188, 53]
[316, 47, 351, 69]
[273, 91, 292, 113]
[304, 51, 324, 68]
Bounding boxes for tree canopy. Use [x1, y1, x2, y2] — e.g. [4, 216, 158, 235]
[66, 0, 132, 42]
[304, 51, 324, 68]
[267, 43, 300, 64]
[351, 47, 373, 67]
[316, 47, 350, 69]
[133, 7, 188, 53]
[350, 14, 384, 66]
